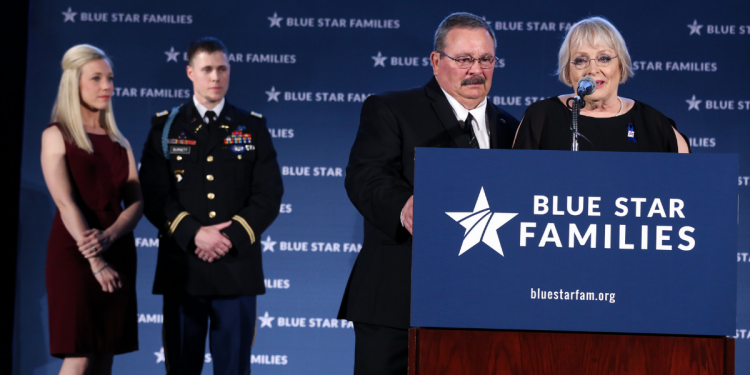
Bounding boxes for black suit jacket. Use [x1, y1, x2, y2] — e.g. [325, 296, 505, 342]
[338, 77, 519, 329]
[140, 100, 283, 296]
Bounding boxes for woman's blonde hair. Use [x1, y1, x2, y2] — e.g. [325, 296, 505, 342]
[51, 44, 128, 153]
[557, 16, 634, 87]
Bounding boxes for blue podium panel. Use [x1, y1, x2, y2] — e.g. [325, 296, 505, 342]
[412, 149, 737, 336]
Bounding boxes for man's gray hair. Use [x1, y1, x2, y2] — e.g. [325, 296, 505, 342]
[434, 12, 496, 52]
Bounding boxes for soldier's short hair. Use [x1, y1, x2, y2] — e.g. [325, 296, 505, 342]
[187, 37, 228, 65]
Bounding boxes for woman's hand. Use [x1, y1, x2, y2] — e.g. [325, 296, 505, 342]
[78, 229, 114, 258]
[89, 257, 122, 293]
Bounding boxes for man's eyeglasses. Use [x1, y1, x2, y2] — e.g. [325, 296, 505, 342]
[439, 52, 499, 69]
[570, 55, 619, 70]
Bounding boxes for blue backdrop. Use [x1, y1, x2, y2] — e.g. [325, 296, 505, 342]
[14, 0, 750, 374]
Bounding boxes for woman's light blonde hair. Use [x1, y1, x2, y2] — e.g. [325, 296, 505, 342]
[51, 44, 128, 153]
[557, 16, 634, 87]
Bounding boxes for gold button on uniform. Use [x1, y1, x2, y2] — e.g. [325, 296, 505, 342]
[207, 155, 214, 162]
[176, 155, 182, 161]
[209, 211, 216, 218]
[208, 193, 215, 200]
[207, 175, 214, 181]
[237, 155, 242, 160]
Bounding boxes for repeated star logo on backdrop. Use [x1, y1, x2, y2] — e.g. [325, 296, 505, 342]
[446, 187, 517, 256]
[372, 52, 387, 67]
[259, 311, 275, 328]
[265, 87, 281, 102]
[164, 47, 180, 63]
[687, 20, 703, 35]
[154, 347, 165, 363]
[268, 12, 283, 28]
[686, 95, 702, 111]
[261, 236, 277, 252]
[62, 7, 77, 23]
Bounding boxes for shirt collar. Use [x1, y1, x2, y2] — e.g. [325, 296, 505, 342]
[439, 87, 487, 121]
[192, 96, 226, 120]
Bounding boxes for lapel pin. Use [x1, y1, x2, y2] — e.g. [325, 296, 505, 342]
[627, 123, 637, 143]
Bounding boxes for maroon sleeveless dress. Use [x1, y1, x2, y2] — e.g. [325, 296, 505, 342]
[45, 124, 138, 357]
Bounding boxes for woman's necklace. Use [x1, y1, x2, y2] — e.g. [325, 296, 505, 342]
[580, 96, 624, 116]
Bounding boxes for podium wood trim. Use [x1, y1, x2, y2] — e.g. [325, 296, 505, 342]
[408, 328, 734, 375]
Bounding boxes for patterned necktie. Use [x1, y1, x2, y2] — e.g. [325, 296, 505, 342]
[461, 113, 479, 149]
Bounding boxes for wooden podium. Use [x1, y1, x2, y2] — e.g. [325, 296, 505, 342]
[411, 149, 738, 375]
[408, 328, 734, 375]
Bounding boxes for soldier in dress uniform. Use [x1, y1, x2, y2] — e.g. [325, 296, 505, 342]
[140, 37, 283, 375]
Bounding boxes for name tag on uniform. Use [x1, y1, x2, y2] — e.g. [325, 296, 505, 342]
[170, 146, 191, 154]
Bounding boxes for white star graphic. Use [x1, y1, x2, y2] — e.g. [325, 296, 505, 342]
[687, 20, 703, 35]
[481, 15, 492, 27]
[265, 86, 281, 102]
[154, 347, 165, 363]
[261, 236, 277, 252]
[372, 51, 387, 67]
[268, 12, 283, 28]
[686, 95, 702, 111]
[258, 311, 275, 328]
[446, 187, 517, 256]
[164, 47, 180, 63]
[62, 7, 77, 23]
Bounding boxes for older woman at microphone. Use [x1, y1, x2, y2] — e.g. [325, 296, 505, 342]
[513, 16, 690, 152]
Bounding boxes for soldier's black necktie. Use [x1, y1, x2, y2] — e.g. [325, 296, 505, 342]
[205, 110, 217, 136]
[461, 113, 479, 149]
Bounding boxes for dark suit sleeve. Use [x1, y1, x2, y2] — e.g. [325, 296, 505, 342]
[345, 95, 413, 242]
[223, 118, 283, 249]
[139, 116, 202, 251]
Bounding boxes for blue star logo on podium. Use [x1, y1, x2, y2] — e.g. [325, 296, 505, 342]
[686, 95, 702, 111]
[259, 311, 275, 328]
[687, 20, 703, 35]
[372, 52, 387, 67]
[164, 47, 180, 63]
[268, 12, 283, 28]
[62, 7, 77, 23]
[262, 236, 277, 252]
[266, 87, 281, 102]
[154, 347, 165, 363]
[446, 187, 517, 256]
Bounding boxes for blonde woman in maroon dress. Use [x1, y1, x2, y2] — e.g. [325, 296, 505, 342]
[40, 44, 142, 375]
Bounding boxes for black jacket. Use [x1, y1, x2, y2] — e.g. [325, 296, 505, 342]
[338, 77, 519, 329]
[140, 100, 283, 296]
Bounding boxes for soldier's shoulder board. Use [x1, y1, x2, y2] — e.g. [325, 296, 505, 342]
[250, 111, 263, 118]
[156, 110, 169, 117]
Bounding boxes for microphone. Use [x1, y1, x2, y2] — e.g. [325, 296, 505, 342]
[576, 76, 596, 97]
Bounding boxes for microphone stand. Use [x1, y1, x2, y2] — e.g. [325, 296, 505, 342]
[566, 96, 585, 151]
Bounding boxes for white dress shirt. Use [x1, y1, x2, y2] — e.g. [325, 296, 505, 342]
[192, 95, 226, 123]
[440, 87, 490, 149]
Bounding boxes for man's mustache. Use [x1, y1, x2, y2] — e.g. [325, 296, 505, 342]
[461, 76, 486, 86]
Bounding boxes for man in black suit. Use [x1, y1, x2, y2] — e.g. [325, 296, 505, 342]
[338, 12, 519, 375]
[140, 37, 283, 375]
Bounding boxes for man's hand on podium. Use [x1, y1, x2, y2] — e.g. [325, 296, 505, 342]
[401, 195, 414, 234]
